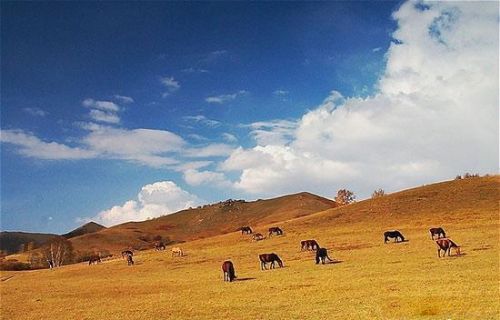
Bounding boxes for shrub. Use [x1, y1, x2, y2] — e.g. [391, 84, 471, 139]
[371, 189, 385, 198]
[335, 189, 356, 205]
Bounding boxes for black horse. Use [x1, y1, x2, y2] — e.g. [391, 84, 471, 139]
[88, 255, 101, 265]
[121, 250, 133, 258]
[222, 260, 236, 282]
[240, 226, 253, 234]
[268, 227, 283, 237]
[384, 230, 405, 243]
[301, 239, 320, 251]
[429, 227, 446, 239]
[259, 253, 283, 270]
[315, 248, 334, 264]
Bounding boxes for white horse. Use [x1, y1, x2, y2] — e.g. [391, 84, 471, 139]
[171, 247, 184, 257]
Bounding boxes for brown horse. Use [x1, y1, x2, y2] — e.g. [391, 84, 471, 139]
[301, 239, 319, 251]
[384, 230, 405, 243]
[240, 226, 253, 234]
[315, 248, 334, 264]
[268, 227, 283, 237]
[429, 227, 446, 239]
[171, 247, 184, 257]
[259, 253, 283, 270]
[252, 233, 265, 241]
[222, 260, 236, 282]
[436, 238, 461, 257]
[88, 255, 101, 265]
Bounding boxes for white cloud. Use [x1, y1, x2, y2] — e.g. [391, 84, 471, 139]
[82, 99, 120, 112]
[183, 115, 220, 127]
[88, 181, 201, 226]
[222, 133, 238, 143]
[160, 76, 180, 97]
[183, 143, 235, 158]
[245, 119, 298, 145]
[0, 129, 98, 160]
[89, 109, 120, 124]
[273, 90, 289, 96]
[23, 107, 48, 117]
[205, 90, 247, 104]
[221, 1, 498, 198]
[113, 95, 134, 104]
[82, 125, 184, 167]
[82, 98, 121, 124]
[183, 169, 231, 187]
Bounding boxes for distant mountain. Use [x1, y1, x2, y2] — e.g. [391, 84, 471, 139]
[0, 231, 58, 255]
[68, 192, 338, 254]
[62, 222, 106, 239]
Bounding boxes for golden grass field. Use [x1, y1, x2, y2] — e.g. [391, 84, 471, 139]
[1, 177, 498, 319]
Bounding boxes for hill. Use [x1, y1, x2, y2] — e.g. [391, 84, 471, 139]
[1, 176, 497, 319]
[0, 231, 58, 255]
[62, 222, 106, 239]
[68, 192, 337, 254]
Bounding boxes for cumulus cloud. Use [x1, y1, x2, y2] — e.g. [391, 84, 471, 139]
[205, 90, 248, 104]
[88, 181, 201, 226]
[244, 119, 298, 146]
[221, 1, 499, 198]
[183, 169, 231, 187]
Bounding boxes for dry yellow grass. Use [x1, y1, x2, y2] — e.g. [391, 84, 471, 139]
[1, 177, 498, 319]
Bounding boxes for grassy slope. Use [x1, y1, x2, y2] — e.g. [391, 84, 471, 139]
[1, 177, 498, 319]
[69, 192, 336, 253]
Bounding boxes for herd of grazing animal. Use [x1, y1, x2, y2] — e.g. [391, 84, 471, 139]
[85, 222, 461, 280]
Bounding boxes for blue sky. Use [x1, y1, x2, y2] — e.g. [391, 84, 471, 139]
[2, 1, 497, 233]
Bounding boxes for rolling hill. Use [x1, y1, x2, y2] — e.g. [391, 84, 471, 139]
[62, 222, 106, 239]
[0, 231, 58, 255]
[1, 176, 497, 319]
[68, 192, 337, 254]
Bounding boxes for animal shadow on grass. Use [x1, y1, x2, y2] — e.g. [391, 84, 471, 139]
[324, 260, 343, 265]
[235, 277, 256, 282]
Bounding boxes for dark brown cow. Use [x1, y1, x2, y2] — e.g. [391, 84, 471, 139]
[301, 239, 320, 251]
[315, 248, 334, 264]
[88, 255, 101, 265]
[222, 260, 236, 282]
[240, 226, 253, 234]
[436, 238, 461, 257]
[268, 227, 283, 237]
[259, 253, 283, 270]
[429, 227, 446, 239]
[384, 230, 405, 243]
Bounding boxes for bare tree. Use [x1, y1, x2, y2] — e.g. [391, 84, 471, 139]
[335, 189, 356, 206]
[371, 189, 385, 198]
[42, 237, 74, 268]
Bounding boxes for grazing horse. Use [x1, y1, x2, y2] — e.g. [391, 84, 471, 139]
[301, 239, 320, 251]
[155, 242, 166, 251]
[121, 250, 133, 258]
[171, 247, 184, 257]
[268, 227, 283, 237]
[240, 226, 253, 234]
[259, 253, 283, 270]
[88, 255, 101, 265]
[384, 230, 405, 243]
[436, 238, 461, 257]
[222, 260, 236, 282]
[126, 254, 134, 266]
[252, 233, 265, 241]
[315, 248, 334, 264]
[429, 227, 446, 239]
